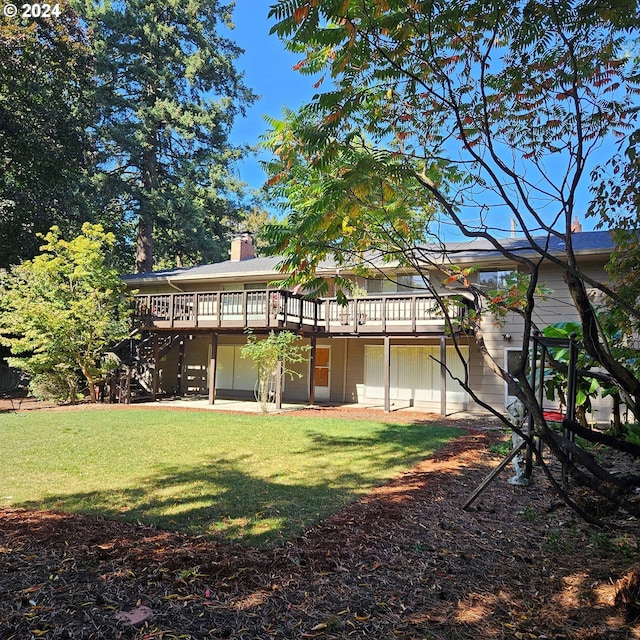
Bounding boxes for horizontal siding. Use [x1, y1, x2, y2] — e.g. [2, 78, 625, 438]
[142, 255, 614, 420]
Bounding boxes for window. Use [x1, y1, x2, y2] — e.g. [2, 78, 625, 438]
[478, 269, 514, 290]
[397, 274, 427, 292]
[366, 274, 427, 293]
[221, 282, 269, 291]
[366, 277, 396, 294]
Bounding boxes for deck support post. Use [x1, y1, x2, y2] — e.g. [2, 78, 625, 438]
[152, 333, 159, 401]
[309, 336, 317, 406]
[208, 333, 218, 405]
[384, 336, 391, 412]
[440, 335, 447, 417]
[176, 336, 186, 397]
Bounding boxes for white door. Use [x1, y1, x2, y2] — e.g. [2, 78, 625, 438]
[213, 345, 258, 392]
[364, 345, 468, 405]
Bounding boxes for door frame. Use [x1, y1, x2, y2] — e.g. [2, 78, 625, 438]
[313, 345, 331, 401]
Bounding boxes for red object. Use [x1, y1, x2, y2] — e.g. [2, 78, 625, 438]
[543, 410, 565, 422]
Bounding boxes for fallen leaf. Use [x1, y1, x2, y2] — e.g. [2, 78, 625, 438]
[115, 605, 153, 626]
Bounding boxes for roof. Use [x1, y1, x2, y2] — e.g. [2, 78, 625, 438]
[123, 230, 615, 286]
[433, 230, 614, 263]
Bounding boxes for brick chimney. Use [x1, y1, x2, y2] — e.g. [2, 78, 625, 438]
[571, 216, 582, 233]
[230, 233, 255, 262]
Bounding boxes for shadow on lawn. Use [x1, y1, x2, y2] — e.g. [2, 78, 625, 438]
[17, 457, 354, 546]
[15, 421, 466, 547]
[302, 422, 461, 466]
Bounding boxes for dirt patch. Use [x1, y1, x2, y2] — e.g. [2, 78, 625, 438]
[0, 408, 638, 639]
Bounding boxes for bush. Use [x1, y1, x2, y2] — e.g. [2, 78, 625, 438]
[29, 371, 82, 404]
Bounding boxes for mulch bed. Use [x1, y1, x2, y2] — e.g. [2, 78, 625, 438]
[1, 404, 639, 639]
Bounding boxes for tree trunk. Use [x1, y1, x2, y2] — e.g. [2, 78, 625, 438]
[80, 363, 97, 403]
[86, 372, 97, 403]
[136, 216, 154, 273]
[136, 116, 158, 273]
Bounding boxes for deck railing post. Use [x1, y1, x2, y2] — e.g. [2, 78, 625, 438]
[242, 290, 248, 326]
[382, 297, 387, 333]
[412, 296, 417, 332]
[168, 294, 175, 328]
[275, 360, 283, 409]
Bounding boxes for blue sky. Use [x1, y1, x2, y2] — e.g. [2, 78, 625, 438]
[224, 3, 604, 235]
[225, 3, 317, 195]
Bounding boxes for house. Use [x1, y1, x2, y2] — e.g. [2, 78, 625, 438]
[123, 230, 616, 417]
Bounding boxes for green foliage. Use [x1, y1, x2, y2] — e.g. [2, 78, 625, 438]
[0, 2, 96, 268]
[240, 331, 310, 413]
[240, 206, 280, 254]
[544, 529, 571, 554]
[29, 371, 82, 405]
[489, 435, 512, 457]
[627, 422, 640, 445]
[75, 0, 256, 271]
[0, 223, 131, 403]
[542, 322, 602, 425]
[264, 1, 640, 518]
[262, 119, 437, 298]
[590, 123, 640, 341]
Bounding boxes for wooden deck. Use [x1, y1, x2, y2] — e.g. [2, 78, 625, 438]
[133, 289, 468, 335]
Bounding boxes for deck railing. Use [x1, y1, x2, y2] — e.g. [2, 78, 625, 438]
[133, 289, 467, 334]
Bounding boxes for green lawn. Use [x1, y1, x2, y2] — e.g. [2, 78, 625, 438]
[0, 408, 458, 546]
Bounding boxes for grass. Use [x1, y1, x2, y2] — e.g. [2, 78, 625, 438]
[0, 408, 458, 546]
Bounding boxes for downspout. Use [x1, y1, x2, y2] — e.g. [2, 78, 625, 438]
[166, 278, 185, 292]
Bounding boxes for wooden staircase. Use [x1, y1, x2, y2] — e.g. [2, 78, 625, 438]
[106, 332, 182, 402]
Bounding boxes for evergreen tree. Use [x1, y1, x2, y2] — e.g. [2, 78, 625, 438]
[0, 3, 95, 268]
[77, 0, 256, 272]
